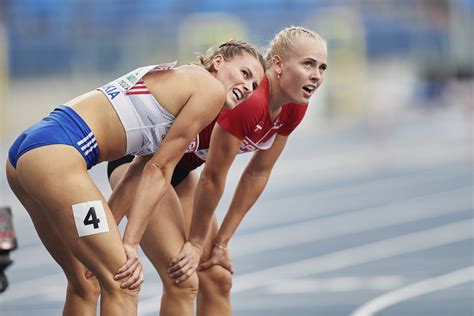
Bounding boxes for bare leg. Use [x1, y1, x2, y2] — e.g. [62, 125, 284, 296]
[6, 161, 99, 316]
[140, 186, 198, 316]
[11, 146, 139, 316]
[109, 162, 198, 315]
[175, 173, 233, 316]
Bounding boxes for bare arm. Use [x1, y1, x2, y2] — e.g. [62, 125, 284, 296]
[122, 77, 225, 247]
[107, 155, 150, 224]
[113, 73, 224, 288]
[170, 133, 288, 279]
[188, 124, 243, 247]
[198, 135, 287, 273]
[214, 134, 288, 248]
[168, 123, 242, 282]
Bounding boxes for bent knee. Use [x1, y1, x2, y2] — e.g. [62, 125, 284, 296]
[66, 276, 100, 300]
[99, 276, 141, 298]
[164, 272, 199, 298]
[198, 265, 233, 294]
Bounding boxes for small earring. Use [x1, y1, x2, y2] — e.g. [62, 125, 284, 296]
[277, 73, 281, 79]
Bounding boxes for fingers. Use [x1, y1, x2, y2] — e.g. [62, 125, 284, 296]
[197, 260, 212, 271]
[168, 256, 189, 274]
[169, 259, 195, 281]
[115, 256, 139, 280]
[168, 255, 198, 283]
[169, 252, 186, 267]
[198, 259, 234, 274]
[120, 261, 144, 289]
[218, 261, 234, 274]
[175, 263, 197, 284]
[167, 242, 203, 283]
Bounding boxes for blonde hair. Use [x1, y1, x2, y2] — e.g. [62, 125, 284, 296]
[265, 26, 326, 68]
[195, 39, 266, 72]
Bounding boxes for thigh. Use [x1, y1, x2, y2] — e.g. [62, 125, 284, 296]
[174, 171, 218, 262]
[140, 186, 187, 280]
[174, 171, 198, 238]
[6, 159, 88, 280]
[109, 163, 130, 190]
[15, 145, 127, 284]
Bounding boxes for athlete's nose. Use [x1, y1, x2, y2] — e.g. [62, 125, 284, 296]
[310, 69, 320, 82]
[243, 80, 252, 94]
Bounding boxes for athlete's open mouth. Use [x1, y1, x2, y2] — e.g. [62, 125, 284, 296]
[302, 85, 316, 94]
[233, 88, 243, 101]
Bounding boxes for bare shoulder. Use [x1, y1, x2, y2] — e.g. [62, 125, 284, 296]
[174, 65, 226, 101]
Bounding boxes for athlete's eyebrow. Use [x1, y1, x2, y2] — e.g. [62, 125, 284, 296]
[244, 67, 254, 79]
[305, 57, 328, 70]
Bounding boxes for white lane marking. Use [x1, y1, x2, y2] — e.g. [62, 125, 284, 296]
[258, 143, 467, 194]
[269, 276, 406, 294]
[231, 187, 471, 256]
[351, 266, 474, 316]
[0, 261, 161, 303]
[232, 220, 473, 293]
[243, 167, 468, 231]
[4, 189, 471, 312]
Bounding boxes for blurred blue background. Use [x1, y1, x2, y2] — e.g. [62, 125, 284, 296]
[0, 0, 472, 135]
[0, 1, 472, 315]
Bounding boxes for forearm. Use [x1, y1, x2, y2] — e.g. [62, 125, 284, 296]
[188, 174, 225, 247]
[108, 163, 144, 224]
[215, 170, 270, 246]
[123, 163, 169, 245]
[108, 180, 137, 224]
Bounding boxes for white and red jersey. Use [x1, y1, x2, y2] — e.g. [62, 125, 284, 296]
[180, 75, 308, 171]
[98, 62, 177, 156]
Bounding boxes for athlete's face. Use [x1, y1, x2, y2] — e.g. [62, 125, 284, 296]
[275, 37, 327, 104]
[213, 53, 265, 109]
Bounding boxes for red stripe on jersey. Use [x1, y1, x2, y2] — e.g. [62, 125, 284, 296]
[125, 91, 151, 95]
[130, 84, 147, 90]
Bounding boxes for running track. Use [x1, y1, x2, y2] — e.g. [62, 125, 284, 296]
[1, 107, 472, 315]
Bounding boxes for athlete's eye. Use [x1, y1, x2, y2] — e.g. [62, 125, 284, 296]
[241, 70, 249, 78]
[303, 60, 317, 69]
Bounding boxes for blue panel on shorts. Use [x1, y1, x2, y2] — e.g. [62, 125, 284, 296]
[8, 106, 100, 169]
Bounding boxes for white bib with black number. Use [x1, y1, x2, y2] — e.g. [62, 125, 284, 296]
[72, 200, 109, 237]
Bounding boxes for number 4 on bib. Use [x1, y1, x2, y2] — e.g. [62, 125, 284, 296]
[72, 200, 109, 237]
[83, 207, 100, 229]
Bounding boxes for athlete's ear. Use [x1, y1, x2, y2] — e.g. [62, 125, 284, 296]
[212, 54, 224, 71]
[272, 55, 283, 75]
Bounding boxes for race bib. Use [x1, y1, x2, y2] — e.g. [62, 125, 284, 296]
[72, 200, 109, 237]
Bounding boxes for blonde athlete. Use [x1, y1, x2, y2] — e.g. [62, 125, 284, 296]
[107, 27, 327, 315]
[6, 40, 265, 316]
[169, 27, 327, 314]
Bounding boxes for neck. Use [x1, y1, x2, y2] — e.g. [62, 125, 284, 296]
[267, 71, 288, 121]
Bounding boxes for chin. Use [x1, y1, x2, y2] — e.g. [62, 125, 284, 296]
[223, 100, 237, 109]
[299, 95, 313, 104]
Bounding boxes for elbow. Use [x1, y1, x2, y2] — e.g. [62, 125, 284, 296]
[199, 169, 225, 192]
[143, 159, 171, 183]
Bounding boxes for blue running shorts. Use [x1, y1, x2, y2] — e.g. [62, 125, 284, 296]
[8, 106, 100, 169]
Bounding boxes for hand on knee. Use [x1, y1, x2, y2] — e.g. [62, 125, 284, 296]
[198, 265, 233, 295]
[99, 273, 141, 298]
[164, 272, 199, 299]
